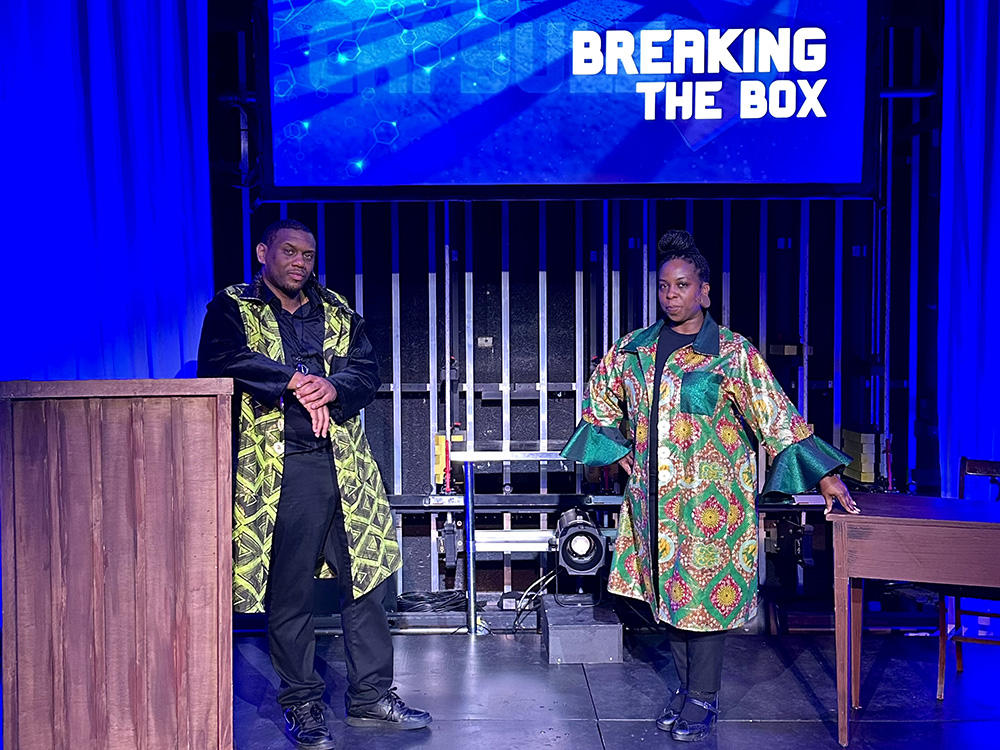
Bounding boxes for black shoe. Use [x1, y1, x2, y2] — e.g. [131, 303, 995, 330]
[655, 687, 687, 731]
[345, 688, 432, 730]
[670, 694, 718, 742]
[283, 701, 336, 750]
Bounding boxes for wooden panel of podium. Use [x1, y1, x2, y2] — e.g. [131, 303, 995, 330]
[0, 379, 234, 750]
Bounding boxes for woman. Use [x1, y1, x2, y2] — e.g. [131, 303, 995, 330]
[561, 230, 860, 742]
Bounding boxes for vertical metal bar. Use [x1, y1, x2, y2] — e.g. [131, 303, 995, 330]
[501, 202, 511, 485]
[757, 199, 769, 587]
[539, 203, 550, 577]
[391, 203, 402, 495]
[611, 201, 621, 341]
[883, 29, 895, 484]
[908, 30, 921, 487]
[238, 32, 252, 282]
[539, 203, 548, 494]
[575, 201, 584, 492]
[241, 171, 252, 281]
[279, 202, 288, 219]
[686, 199, 695, 233]
[722, 200, 732, 328]
[438, 203, 451, 587]
[465, 202, 478, 637]
[444, 203, 452, 451]
[648, 199, 658, 324]
[799, 201, 810, 422]
[394, 512, 404, 596]
[602, 200, 610, 353]
[464, 462, 478, 635]
[354, 204, 364, 315]
[316, 205, 326, 288]
[355, 203, 365, 430]
[834, 200, 844, 448]
[759, 201, 768, 356]
[428, 204, 438, 492]
[501, 202, 511, 591]
[758, 200, 768, 494]
[871, 206, 880, 425]
[429, 512, 439, 592]
[797, 510, 807, 593]
[465, 204, 475, 450]
[642, 201, 650, 326]
[503, 502, 512, 592]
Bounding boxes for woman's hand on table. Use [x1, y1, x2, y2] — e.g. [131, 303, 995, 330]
[818, 474, 861, 515]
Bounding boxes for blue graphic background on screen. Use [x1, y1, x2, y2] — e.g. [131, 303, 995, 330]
[269, 0, 866, 186]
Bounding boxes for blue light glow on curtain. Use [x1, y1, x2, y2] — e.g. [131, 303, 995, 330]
[938, 0, 1000, 498]
[0, 0, 212, 381]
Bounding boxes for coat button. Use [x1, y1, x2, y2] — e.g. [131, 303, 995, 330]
[273, 441, 284, 456]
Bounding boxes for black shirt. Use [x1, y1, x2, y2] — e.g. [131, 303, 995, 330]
[648, 322, 698, 595]
[265, 289, 330, 454]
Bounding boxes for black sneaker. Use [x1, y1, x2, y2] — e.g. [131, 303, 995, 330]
[283, 701, 336, 750]
[345, 688, 432, 730]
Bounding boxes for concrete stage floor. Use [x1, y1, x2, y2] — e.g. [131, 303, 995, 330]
[234, 631, 999, 749]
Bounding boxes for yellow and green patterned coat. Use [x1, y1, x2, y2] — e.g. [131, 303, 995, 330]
[562, 314, 848, 631]
[198, 274, 400, 614]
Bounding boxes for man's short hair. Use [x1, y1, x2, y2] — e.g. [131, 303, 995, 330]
[260, 219, 314, 248]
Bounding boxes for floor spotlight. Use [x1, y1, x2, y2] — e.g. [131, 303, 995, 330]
[553, 508, 608, 576]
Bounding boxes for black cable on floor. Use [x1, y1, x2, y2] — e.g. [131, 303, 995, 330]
[396, 590, 484, 612]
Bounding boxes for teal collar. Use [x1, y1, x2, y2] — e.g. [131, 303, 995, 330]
[622, 319, 663, 352]
[692, 311, 720, 355]
[622, 312, 720, 355]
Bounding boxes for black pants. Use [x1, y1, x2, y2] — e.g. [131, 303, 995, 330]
[267, 449, 393, 711]
[665, 625, 726, 693]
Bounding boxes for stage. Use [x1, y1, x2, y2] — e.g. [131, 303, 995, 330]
[234, 631, 999, 749]
[6, 3, 1000, 750]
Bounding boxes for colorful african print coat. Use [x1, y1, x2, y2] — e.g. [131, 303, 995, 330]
[199, 275, 401, 614]
[562, 314, 848, 632]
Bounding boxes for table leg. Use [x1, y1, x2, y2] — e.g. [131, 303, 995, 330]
[851, 578, 863, 708]
[937, 596, 947, 700]
[833, 522, 850, 747]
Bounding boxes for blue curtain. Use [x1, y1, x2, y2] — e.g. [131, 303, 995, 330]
[938, 0, 1000, 498]
[0, 0, 212, 381]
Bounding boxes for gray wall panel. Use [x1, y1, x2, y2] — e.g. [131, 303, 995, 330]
[401, 396, 431, 494]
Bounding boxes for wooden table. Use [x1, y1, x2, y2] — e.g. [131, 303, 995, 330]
[829, 493, 1000, 746]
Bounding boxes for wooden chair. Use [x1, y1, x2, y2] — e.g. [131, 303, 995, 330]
[937, 457, 1000, 699]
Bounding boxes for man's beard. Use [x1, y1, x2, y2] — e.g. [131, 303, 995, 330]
[275, 275, 308, 298]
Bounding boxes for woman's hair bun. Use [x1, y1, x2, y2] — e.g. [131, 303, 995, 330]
[657, 229, 697, 254]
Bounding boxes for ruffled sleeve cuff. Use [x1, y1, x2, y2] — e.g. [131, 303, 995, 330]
[760, 436, 852, 499]
[560, 421, 632, 467]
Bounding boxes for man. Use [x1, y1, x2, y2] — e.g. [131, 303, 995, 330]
[198, 219, 431, 750]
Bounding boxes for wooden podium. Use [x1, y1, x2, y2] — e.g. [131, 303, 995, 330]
[0, 379, 234, 750]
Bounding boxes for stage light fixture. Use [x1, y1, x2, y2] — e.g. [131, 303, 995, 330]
[553, 508, 608, 576]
